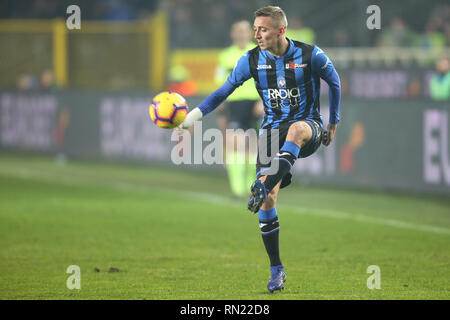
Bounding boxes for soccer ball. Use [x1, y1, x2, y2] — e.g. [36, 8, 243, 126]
[149, 91, 189, 129]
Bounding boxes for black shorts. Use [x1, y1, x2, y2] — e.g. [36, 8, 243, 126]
[219, 100, 258, 130]
[256, 119, 323, 188]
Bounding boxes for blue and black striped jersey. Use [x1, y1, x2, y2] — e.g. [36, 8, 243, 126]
[198, 38, 340, 129]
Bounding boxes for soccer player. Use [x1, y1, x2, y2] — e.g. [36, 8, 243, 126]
[179, 6, 341, 293]
[215, 20, 263, 198]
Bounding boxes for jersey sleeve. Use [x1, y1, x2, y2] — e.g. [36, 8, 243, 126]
[311, 46, 335, 79]
[311, 46, 341, 124]
[226, 53, 252, 87]
[197, 82, 236, 116]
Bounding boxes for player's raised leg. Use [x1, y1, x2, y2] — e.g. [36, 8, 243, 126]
[248, 121, 313, 213]
[263, 121, 312, 191]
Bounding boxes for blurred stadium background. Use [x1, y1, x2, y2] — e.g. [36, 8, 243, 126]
[0, 0, 449, 300]
[1, 0, 449, 193]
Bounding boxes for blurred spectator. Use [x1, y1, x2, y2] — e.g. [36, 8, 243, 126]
[2, 0, 448, 48]
[167, 64, 198, 97]
[445, 22, 450, 47]
[214, 20, 262, 198]
[40, 68, 58, 92]
[407, 77, 421, 98]
[415, 16, 446, 49]
[440, 5, 450, 46]
[16, 74, 38, 91]
[332, 27, 352, 47]
[377, 17, 415, 47]
[97, 0, 137, 21]
[429, 55, 450, 101]
[32, 0, 61, 19]
[135, 0, 158, 19]
[285, 17, 316, 44]
[206, 2, 230, 47]
[168, 0, 197, 48]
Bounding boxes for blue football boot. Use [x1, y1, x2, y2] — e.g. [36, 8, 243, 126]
[248, 180, 267, 213]
[267, 266, 286, 293]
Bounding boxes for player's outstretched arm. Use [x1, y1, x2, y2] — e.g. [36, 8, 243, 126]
[311, 46, 341, 146]
[178, 81, 236, 130]
[179, 52, 251, 130]
[321, 67, 340, 147]
[322, 70, 340, 147]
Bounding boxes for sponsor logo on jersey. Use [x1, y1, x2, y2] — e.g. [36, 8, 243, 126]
[285, 61, 307, 69]
[257, 64, 272, 70]
[268, 87, 300, 99]
[267, 87, 301, 108]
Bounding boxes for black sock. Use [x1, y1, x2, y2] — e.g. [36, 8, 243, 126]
[263, 151, 296, 192]
[259, 214, 282, 266]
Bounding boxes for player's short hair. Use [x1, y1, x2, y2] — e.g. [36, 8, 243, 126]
[254, 6, 288, 29]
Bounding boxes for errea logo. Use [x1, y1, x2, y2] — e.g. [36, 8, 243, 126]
[257, 65, 272, 70]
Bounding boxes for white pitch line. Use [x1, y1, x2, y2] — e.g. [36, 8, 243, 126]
[2, 167, 450, 236]
[160, 187, 450, 236]
[283, 205, 450, 235]
[115, 182, 450, 236]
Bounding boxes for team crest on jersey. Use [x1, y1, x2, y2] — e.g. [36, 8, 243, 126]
[257, 64, 272, 70]
[285, 61, 307, 69]
[277, 77, 286, 88]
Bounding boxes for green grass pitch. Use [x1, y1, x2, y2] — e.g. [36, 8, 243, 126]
[0, 153, 449, 300]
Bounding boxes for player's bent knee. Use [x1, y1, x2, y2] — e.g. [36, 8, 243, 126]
[287, 121, 312, 146]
